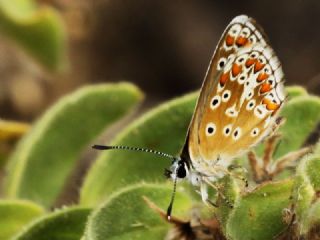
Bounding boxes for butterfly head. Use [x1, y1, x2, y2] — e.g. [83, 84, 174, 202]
[165, 157, 189, 180]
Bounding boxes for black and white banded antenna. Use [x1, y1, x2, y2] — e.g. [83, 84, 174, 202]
[92, 144, 178, 162]
[166, 173, 178, 220]
[92, 144, 181, 221]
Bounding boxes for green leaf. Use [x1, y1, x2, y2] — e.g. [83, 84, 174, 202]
[80, 92, 197, 206]
[216, 176, 240, 233]
[84, 183, 192, 240]
[275, 95, 320, 159]
[5, 83, 143, 208]
[286, 85, 308, 98]
[224, 180, 293, 240]
[292, 142, 320, 235]
[13, 207, 91, 240]
[0, 200, 44, 240]
[0, 0, 67, 71]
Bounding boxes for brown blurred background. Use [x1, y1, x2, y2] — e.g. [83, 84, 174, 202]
[1, 0, 320, 121]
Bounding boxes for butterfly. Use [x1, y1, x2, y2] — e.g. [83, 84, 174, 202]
[93, 15, 286, 219]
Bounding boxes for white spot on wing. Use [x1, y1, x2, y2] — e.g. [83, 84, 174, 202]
[223, 124, 233, 136]
[254, 105, 268, 118]
[217, 57, 227, 70]
[238, 73, 247, 84]
[251, 127, 260, 137]
[246, 99, 256, 110]
[240, 27, 250, 37]
[228, 24, 242, 37]
[232, 127, 242, 140]
[222, 90, 231, 102]
[206, 122, 216, 136]
[226, 105, 238, 117]
[210, 95, 221, 110]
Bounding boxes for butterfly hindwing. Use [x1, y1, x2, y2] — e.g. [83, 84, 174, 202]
[186, 15, 285, 175]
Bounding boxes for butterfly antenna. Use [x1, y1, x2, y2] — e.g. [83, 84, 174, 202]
[92, 144, 177, 161]
[166, 173, 178, 221]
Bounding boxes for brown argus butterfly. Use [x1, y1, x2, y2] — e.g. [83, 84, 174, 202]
[93, 15, 286, 219]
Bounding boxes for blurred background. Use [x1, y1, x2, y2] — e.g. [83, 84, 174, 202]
[1, 0, 320, 120]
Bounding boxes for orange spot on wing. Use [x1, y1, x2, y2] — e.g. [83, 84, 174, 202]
[232, 64, 242, 77]
[262, 98, 280, 111]
[226, 35, 234, 46]
[254, 61, 265, 73]
[236, 36, 248, 47]
[245, 58, 256, 68]
[257, 73, 269, 82]
[260, 83, 272, 94]
[219, 72, 229, 86]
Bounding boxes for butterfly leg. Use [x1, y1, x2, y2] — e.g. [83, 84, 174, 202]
[204, 178, 233, 208]
[200, 181, 218, 208]
[211, 165, 248, 188]
[228, 164, 249, 187]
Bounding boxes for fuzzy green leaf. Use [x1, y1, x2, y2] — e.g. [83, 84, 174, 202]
[4, 83, 143, 208]
[13, 207, 91, 240]
[286, 85, 308, 98]
[84, 183, 192, 240]
[292, 142, 320, 235]
[80, 92, 197, 206]
[0, 200, 44, 239]
[275, 95, 320, 159]
[215, 176, 240, 233]
[0, 0, 67, 71]
[224, 180, 293, 240]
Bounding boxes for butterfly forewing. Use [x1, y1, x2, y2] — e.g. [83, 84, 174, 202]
[186, 15, 285, 175]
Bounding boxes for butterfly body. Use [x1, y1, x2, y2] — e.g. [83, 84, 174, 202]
[171, 15, 285, 195]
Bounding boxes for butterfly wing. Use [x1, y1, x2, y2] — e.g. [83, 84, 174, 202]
[184, 15, 285, 175]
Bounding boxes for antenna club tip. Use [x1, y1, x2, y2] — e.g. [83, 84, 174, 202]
[167, 215, 171, 221]
[92, 144, 110, 150]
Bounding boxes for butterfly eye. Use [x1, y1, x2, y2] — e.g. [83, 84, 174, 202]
[232, 127, 242, 140]
[217, 58, 227, 70]
[222, 90, 231, 102]
[250, 127, 260, 137]
[206, 123, 216, 136]
[246, 99, 256, 111]
[176, 161, 187, 178]
[210, 96, 221, 110]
